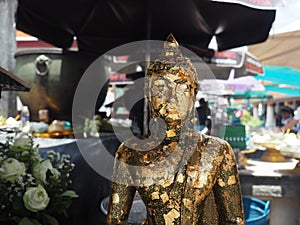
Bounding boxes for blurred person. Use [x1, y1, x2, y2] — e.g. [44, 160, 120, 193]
[107, 35, 244, 225]
[281, 105, 300, 133]
[276, 106, 294, 128]
[123, 81, 149, 137]
[196, 98, 211, 132]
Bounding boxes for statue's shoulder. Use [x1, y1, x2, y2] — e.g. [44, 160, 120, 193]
[197, 133, 225, 145]
[115, 136, 149, 162]
[197, 133, 232, 152]
[114, 141, 134, 163]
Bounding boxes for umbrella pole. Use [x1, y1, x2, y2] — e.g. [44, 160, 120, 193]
[143, 50, 150, 136]
[143, 0, 152, 136]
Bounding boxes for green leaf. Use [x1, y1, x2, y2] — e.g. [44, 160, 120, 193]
[12, 216, 22, 223]
[49, 198, 72, 212]
[43, 214, 59, 225]
[13, 199, 30, 217]
[60, 190, 79, 198]
[0, 215, 16, 223]
[19, 217, 42, 225]
[9, 146, 31, 153]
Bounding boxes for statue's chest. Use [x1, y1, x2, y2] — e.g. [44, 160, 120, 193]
[136, 162, 218, 208]
[132, 141, 223, 211]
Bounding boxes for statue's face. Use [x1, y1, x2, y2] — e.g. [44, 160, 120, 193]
[149, 73, 195, 124]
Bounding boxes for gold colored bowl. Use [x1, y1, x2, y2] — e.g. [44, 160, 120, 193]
[260, 148, 287, 162]
[33, 131, 74, 138]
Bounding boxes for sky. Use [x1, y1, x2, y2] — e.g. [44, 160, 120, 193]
[272, 0, 300, 34]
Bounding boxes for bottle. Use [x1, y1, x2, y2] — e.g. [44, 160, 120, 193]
[38, 109, 49, 123]
[20, 106, 30, 128]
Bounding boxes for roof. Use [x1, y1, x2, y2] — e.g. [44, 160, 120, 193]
[0, 66, 30, 92]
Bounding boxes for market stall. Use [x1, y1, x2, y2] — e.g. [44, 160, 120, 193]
[197, 74, 300, 223]
[239, 131, 300, 225]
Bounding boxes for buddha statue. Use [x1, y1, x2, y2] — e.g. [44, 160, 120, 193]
[107, 34, 244, 225]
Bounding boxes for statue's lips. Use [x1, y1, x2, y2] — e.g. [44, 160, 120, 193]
[155, 103, 182, 126]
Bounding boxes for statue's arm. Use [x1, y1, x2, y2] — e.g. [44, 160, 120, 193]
[106, 144, 136, 225]
[213, 142, 245, 225]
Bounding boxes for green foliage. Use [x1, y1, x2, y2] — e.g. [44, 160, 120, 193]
[241, 110, 262, 128]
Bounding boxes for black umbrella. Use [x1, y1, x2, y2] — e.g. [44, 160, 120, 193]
[111, 47, 263, 80]
[16, 0, 276, 56]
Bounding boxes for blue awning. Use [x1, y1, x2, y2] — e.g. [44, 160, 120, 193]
[255, 66, 300, 97]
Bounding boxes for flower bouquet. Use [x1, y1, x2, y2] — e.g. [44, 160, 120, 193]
[0, 134, 78, 225]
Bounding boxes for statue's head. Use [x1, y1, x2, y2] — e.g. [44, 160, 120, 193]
[145, 34, 198, 127]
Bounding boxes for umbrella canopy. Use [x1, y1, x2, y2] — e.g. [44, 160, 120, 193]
[16, 0, 276, 56]
[249, 30, 300, 71]
[248, 0, 300, 70]
[200, 76, 266, 95]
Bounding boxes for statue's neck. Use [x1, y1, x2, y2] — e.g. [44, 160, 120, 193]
[153, 118, 192, 143]
[148, 107, 195, 142]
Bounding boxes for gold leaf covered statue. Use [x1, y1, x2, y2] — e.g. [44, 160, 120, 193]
[107, 34, 244, 225]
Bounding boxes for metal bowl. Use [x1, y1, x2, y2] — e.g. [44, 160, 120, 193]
[14, 49, 108, 122]
[100, 192, 147, 224]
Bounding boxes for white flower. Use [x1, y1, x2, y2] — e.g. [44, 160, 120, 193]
[23, 184, 50, 212]
[0, 158, 25, 182]
[13, 135, 31, 148]
[33, 160, 60, 184]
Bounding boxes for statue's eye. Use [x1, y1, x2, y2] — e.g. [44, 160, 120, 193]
[177, 84, 189, 92]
